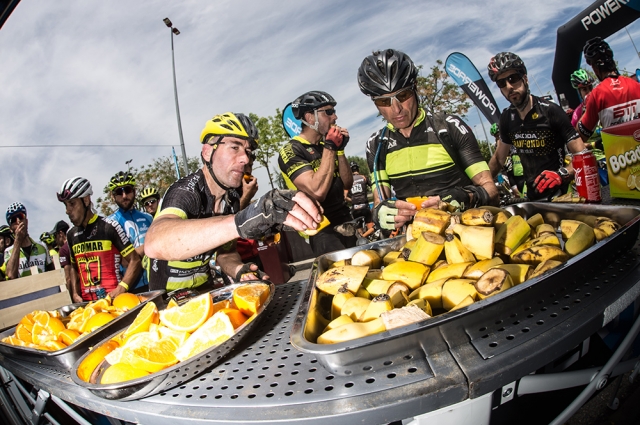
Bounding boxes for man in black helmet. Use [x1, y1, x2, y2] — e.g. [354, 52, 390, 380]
[277, 91, 356, 255]
[487, 52, 585, 201]
[577, 37, 640, 142]
[358, 49, 498, 231]
[346, 162, 372, 225]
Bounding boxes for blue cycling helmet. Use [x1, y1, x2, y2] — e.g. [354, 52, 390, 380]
[6, 202, 27, 224]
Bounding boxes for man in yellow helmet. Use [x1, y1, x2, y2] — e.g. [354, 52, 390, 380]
[145, 112, 321, 291]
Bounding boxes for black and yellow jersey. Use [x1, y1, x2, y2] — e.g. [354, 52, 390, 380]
[278, 135, 351, 225]
[148, 169, 240, 291]
[365, 109, 489, 200]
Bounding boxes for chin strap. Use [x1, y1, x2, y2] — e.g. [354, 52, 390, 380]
[300, 110, 321, 133]
[203, 137, 233, 192]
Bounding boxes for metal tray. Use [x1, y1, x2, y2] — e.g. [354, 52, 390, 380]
[70, 281, 275, 401]
[290, 203, 640, 375]
[0, 290, 165, 372]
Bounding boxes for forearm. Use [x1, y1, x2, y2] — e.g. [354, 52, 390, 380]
[296, 150, 337, 201]
[488, 154, 502, 178]
[121, 252, 142, 288]
[372, 184, 392, 207]
[472, 171, 500, 206]
[338, 155, 353, 189]
[6, 249, 20, 279]
[135, 245, 145, 258]
[145, 214, 239, 260]
[216, 250, 245, 280]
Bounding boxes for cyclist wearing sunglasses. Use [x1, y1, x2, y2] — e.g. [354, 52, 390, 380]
[107, 171, 153, 292]
[140, 187, 161, 216]
[277, 91, 356, 255]
[0, 224, 15, 280]
[487, 52, 585, 201]
[146, 112, 321, 291]
[358, 49, 497, 230]
[3, 202, 54, 279]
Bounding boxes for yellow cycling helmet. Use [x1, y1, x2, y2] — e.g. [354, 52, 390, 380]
[108, 171, 136, 191]
[199, 112, 259, 149]
[140, 187, 159, 202]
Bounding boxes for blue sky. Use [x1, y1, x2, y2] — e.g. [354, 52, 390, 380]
[2, 0, 640, 236]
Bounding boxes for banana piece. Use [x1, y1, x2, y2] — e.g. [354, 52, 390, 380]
[474, 268, 513, 300]
[401, 239, 417, 260]
[483, 206, 513, 217]
[366, 269, 383, 280]
[317, 317, 386, 344]
[340, 297, 371, 321]
[593, 227, 609, 242]
[433, 260, 448, 270]
[564, 223, 595, 256]
[449, 295, 475, 312]
[408, 278, 448, 309]
[463, 257, 504, 279]
[529, 260, 564, 279]
[364, 279, 394, 297]
[426, 261, 473, 283]
[595, 217, 621, 228]
[452, 224, 495, 260]
[526, 213, 544, 229]
[381, 261, 430, 290]
[406, 298, 433, 316]
[511, 233, 561, 256]
[383, 251, 405, 266]
[322, 314, 354, 334]
[356, 287, 371, 300]
[316, 265, 368, 295]
[329, 259, 350, 269]
[492, 211, 511, 229]
[492, 264, 532, 285]
[412, 208, 451, 238]
[351, 250, 382, 268]
[595, 220, 620, 238]
[510, 245, 569, 266]
[381, 305, 431, 330]
[535, 223, 556, 238]
[444, 232, 477, 264]
[495, 215, 531, 255]
[442, 279, 478, 310]
[560, 219, 584, 240]
[359, 294, 394, 322]
[460, 208, 494, 226]
[331, 285, 354, 320]
[408, 232, 445, 266]
[387, 282, 411, 308]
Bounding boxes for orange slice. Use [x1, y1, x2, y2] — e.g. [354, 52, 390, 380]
[19, 313, 35, 327]
[91, 298, 111, 312]
[41, 340, 67, 351]
[15, 323, 33, 343]
[157, 326, 190, 347]
[218, 308, 248, 329]
[58, 329, 81, 346]
[100, 363, 150, 384]
[211, 299, 231, 315]
[120, 337, 178, 373]
[81, 312, 115, 333]
[232, 283, 270, 316]
[122, 302, 159, 341]
[174, 312, 235, 362]
[77, 340, 120, 382]
[69, 307, 84, 318]
[112, 293, 141, 310]
[166, 298, 179, 309]
[159, 294, 213, 333]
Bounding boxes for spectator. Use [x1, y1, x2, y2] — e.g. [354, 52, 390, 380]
[4, 202, 53, 279]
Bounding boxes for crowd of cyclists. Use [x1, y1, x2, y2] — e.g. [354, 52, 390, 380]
[2, 36, 640, 300]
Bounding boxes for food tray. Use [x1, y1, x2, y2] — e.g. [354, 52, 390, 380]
[0, 290, 165, 372]
[70, 281, 275, 401]
[290, 203, 640, 375]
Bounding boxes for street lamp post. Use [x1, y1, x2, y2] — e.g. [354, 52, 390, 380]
[163, 18, 189, 176]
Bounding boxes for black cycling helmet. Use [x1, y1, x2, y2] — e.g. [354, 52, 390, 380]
[487, 52, 527, 82]
[291, 91, 337, 120]
[108, 171, 136, 192]
[583, 37, 615, 69]
[350, 161, 359, 172]
[357, 49, 418, 97]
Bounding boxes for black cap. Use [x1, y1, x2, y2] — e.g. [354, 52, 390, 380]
[51, 220, 70, 234]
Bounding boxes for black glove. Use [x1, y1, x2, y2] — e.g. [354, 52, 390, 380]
[235, 262, 267, 282]
[373, 199, 398, 230]
[235, 189, 297, 239]
[439, 187, 471, 212]
[464, 185, 491, 208]
[323, 126, 344, 151]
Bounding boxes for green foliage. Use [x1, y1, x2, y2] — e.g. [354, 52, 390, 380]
[347, 156, 370, 177]
[476, 139, 494, 163]
[250, 110, 289, 190]
[96, 155, 201, 216]
[416, 60, 472, 117]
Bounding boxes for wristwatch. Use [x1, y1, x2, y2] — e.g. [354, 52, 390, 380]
[558, 167, 570, 180]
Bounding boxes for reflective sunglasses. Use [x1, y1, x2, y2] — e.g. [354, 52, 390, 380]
[496, 73, 523, 88]
[372, 87, 414, 107]
[144, 198, 158, 207]
[317, 108, 335, 116]
[113, 186, 134, 196]
[9, 213, 25, 224]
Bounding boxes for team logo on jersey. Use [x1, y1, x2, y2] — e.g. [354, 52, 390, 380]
[306, 147, 315, 154]
[89, 226, 98, 239]
[532, 112, 539, 120]
[633, 129, 640, 142]
[386, 139, 397, 149]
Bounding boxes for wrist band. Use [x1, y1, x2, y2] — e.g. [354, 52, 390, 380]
[118, 282, 129, 291]
[337, 151, 345, 156]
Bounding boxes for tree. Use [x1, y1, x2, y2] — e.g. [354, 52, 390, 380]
[96, 155, 201, 216]
[250, 111, 289, 190]
[347, 155, 370, 177]
[476, 139, 493, 163]
[416, 60, 472, 117]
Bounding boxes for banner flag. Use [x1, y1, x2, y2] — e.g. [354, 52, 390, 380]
[445, 52, 501, 125]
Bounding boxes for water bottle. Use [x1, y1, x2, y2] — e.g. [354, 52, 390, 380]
[559, 93, 570, 112]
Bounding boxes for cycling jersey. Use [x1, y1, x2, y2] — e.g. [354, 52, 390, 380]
[148, 170, 240, 291]
[499, 95, 579, 200]
[366, 109, 489, 200]
[108, 207, 153, 289]
[278, 135, 351, 225]
[67, 214, 134, 301]
[578, 75, 640, 138]
[349, 174, 370, 207]
[3, 237, 52, 278]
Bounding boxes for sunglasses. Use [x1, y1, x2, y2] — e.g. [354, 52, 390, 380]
[372, 87, 414, 107]
[317, 108, 335, 116]
[113, 186, 134, 196]
[496, 73, 523, 88]
[10, 213, 25, 224]
[144, 199, 158, 207]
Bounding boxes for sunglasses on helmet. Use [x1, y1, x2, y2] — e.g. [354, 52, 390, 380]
[317, 108, 335, 116]
[496, 73, 523, 89]
[9, 212, 26, 224]
[372, 86, 414, 107]
[113, 186, 134, 196]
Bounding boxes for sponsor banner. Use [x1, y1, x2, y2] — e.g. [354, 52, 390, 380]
[601, 119, 640, 199]
[282, 103, 302, 138]
[445, 52, 501, 125]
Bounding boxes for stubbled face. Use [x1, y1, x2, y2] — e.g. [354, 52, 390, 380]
[112, 186, 136, 211]
[497, 70, 528, 107]
[64, 198, 89, 227]
[305, 106, 337, 136]
[205, 137, 252, 189]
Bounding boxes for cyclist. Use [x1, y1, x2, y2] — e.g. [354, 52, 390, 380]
[108, 171, 153, 291]
[577, 37, 640, 141]
[278, 91, 355, 254]
[487, 52, 585, 201]
[358, 49, 498, 230]
[346, 162, 372, 225]
[145, 112, 320, 292]
[491, 123, 524, 197]
[40, 231, 58, 258]
[57, 176, 142, 300]
[4, 202, 54, 279]
[0, 224, 14, 280]
[140, 187, 160, 216]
